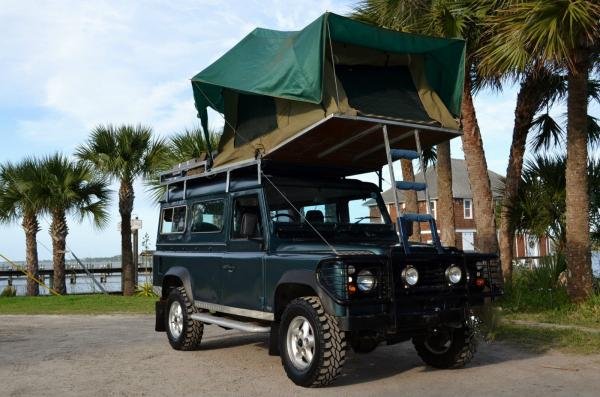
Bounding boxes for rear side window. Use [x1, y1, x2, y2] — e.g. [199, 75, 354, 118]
[161, 206, 187, 234]
[191, 200, 225, 233]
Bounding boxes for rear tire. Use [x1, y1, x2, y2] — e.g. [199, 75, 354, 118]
[165, 286, 203, 350]
[279, 296, 347, 387]
[413, 325, 476, 369]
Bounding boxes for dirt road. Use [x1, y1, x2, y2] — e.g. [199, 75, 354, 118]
[1, 315, 599, 396]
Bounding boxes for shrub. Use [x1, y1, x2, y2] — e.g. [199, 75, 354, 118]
[135, 282, 158, 297]
[1, 285, 17, 297]
[500, 254, 570, 312]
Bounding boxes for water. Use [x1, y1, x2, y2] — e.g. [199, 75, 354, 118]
[593, 251, 600, 277]
[0, 259, 153, 296]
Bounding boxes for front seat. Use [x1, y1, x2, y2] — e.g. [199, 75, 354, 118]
[240, 212, 259, 238]
[304, 210, 324, 224]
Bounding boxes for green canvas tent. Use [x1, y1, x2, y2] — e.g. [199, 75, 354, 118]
[191, 12, 465, 174]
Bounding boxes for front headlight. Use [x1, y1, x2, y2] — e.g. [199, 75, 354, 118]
[401, 265, 419, 286]
[445, 265, 462, 284]
[356, 269, 377, 292]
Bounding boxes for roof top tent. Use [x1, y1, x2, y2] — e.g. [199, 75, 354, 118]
[187, 12, 466, 254]
[191, 12, 465, 175]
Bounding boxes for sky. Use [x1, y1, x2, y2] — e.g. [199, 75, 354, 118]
[0, 0, 597, 261]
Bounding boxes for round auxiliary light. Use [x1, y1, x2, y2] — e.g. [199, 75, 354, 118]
[356, 269, 377, 292]
[401, 265, 419, 286]
[445, 265, 463, 284]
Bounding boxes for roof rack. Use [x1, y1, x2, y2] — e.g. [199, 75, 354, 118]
[159, 157, 263, 204]
[159, 153, 212, 184]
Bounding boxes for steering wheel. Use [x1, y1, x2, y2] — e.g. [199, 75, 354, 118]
[271, 213, 296, 222]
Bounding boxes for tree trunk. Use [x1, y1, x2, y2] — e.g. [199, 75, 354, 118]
[499, 70, 548, 281]
[22, 211, 40, 296]
[401, 159, 421, 241]
[50, 209, 68, 295]
[565, 48, 593, 302]
[436, 141, 456, 246]
[120, 180, 135, 296]
[461, 78, 499, 253]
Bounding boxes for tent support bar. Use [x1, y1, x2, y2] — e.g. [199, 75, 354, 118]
[336, 115, 462, 135]
[354, 130, 414, 161]
[413, 130, 432, 215]
[318, 124, 382, 158]
[382, 125, 402, 244]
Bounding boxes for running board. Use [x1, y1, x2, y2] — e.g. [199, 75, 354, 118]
[190, 312, 270, 333]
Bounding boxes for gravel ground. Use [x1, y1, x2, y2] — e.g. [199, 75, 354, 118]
[1, 315, 600, 397]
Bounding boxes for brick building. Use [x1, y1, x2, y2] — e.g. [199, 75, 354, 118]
[368, 158, 552, 256]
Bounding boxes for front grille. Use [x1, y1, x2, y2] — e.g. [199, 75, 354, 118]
[414, 263, 446, 286]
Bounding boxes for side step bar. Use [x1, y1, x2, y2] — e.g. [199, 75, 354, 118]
[190, 312, 270, 333]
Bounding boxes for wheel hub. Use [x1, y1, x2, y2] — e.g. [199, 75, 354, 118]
[286, 316, 315, 370]
[169, 301, 183, 339]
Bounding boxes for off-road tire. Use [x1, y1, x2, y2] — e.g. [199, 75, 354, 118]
[412, 325, 476, 369]
[165, 286, 203, 350]
[279, 296, 347, 387]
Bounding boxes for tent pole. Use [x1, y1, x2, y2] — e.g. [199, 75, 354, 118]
[382, 125, 402, 244]
[326, 20, 341, 108]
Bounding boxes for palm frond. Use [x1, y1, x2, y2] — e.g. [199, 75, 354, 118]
[529, 112, 564, 151]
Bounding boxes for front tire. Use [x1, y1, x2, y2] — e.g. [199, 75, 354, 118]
[413, 325, 476, 369]
[279, 297, 347, 387]
[165, 286, 203, 350]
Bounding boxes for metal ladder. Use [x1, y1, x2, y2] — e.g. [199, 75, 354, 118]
[382, 125, 443, 254]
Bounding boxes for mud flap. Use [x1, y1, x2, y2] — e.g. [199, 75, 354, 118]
[268, 322, 280, 356]
[155, 300, 166, 332]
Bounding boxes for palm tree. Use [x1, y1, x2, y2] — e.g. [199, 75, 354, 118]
[0, 159, 45, 295]
[76, 125, 169, 295]
[148, 127, 221, 203]
[492, 67, 567, 280]
[480, 0, 600, 301]
[400, 159, 422, 241]
[509, 154, 600, 254]
[353, 0, 498, 253]
[169, 127, 220, 164]
[39, 154, 110, 294]
[436, 142, 456, 246]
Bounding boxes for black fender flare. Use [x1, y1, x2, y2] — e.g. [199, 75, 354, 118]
[273, 269, 339, 319]
[161, 266, 194, 301]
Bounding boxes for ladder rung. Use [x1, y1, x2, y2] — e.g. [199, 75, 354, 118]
[396, 181, 427, 191]
[391, 149, 420, 161]
[400, 213, 434, 222]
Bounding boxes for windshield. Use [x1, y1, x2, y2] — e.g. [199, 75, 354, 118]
[265, 182, 395, 242]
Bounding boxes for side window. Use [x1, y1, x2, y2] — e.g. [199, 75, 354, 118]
[191, 200, 225, 233]
[231, 195, 262, 239]
[161, 206, 187, 234]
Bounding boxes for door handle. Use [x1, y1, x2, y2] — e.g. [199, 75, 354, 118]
[223, 264, 236, 272]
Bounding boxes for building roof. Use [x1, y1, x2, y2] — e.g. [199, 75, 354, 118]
[378, 158, 504, 204]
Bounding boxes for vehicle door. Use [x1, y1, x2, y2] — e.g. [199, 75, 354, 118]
[221, 190, 266, 312]
[186, 197, 227, 304]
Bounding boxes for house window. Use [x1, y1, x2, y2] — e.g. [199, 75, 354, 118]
[429, 200, 436, 219]
[464, 199, 473, 219]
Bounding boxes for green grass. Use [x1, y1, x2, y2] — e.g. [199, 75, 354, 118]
[495, 323, 600, 354]
[502, 296, 600, 329]
[0, 294, 156, 315]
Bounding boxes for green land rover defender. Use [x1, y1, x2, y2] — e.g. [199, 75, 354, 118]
[153, 160, 502, 387]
